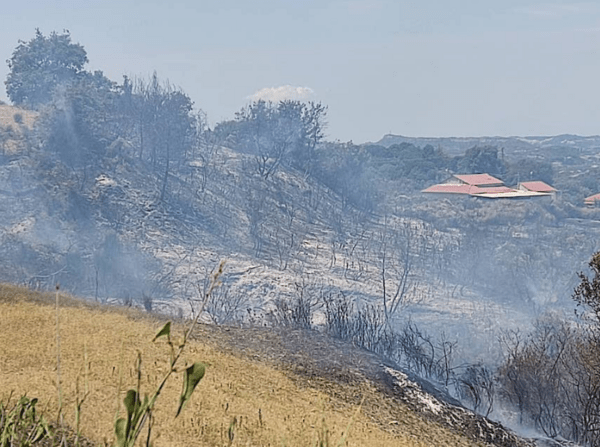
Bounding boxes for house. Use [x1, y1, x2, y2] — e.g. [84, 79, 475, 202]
[422, 174, 505, 195]
[584, 193, 600, 206]
[449, 174, 504, 187]
[421, 183, 477, 195]
[517, 181, 557, 194]
[423, 174, 557, 199]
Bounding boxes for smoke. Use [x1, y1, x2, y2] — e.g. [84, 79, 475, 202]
[247, 85, 315, 102]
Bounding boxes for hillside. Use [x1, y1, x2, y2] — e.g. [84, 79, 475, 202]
[0, 101, 594, 353]
[1, 96, 600, 446]
[0, 283, 536, 446]
[3, 24, 600, 446]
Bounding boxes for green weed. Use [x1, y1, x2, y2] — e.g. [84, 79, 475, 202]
[0, 394, 51, 447]
[113, 260, 223, 447]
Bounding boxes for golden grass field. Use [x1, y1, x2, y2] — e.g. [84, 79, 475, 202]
[0, 284, 484, 446]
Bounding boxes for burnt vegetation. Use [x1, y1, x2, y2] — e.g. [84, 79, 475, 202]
[4, 29, 600, 445]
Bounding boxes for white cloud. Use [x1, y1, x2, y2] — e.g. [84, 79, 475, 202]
[247, 85, 315, 102]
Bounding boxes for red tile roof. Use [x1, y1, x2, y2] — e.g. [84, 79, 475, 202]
[453, 174, 504, 186]
[423, 174, 556, 199]
[585, 193, 600, 203]
[471, 186, 515, 195]
[519, 181, 556, 193]
[422, 184, 475, 194]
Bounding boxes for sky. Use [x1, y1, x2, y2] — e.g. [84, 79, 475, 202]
[2, 0, 600, 143]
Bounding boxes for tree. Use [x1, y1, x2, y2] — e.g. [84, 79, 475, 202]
[504, 158, 554, 186]
[125, 73, 196, 199]
[494, 254, 600, 446]
[293, 101, 327, 177]
[38, 70, 120, 169]
[5, 29, 88, 109]
[573, 252, 600, 324]
[314, 141, 377, 212]
[454, 146, 507, 177]
[377, 217, 429, 326]
[231, 100, 327, 180]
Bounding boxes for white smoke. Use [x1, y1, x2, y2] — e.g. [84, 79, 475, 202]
[247, 85, 315, 102]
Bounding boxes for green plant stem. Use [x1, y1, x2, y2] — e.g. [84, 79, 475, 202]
[55, 284, 63, 426]
[130, 261, 224, 444]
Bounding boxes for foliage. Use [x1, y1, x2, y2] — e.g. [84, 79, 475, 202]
[125, 74, 196, 167]
[3, 29, 197, 199]
[32, 64, 197, 203]
[573, 251, 600, 324]
[497, 316, 596, 442]
[453, 146, 507, 178]
[364, 142, 448, 188]
[39, 70, 120, 166]
[113, 261, 222, 447]
[121, 73, 196, 199]
[313, 141, 378, 212]
[5, 29, 88, 109]
[0, 395, 51, 447]
[492, 254, 600, 446]
[223, 99, 327, 179]
[504, 158, 554, 186]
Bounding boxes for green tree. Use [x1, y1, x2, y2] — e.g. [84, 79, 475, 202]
[455, 146, 507, 177]
[504, 158, 554, 186]
[5, 29, 88, 109]
[39, 70, 120, 167]
[227, 100, 327, 179]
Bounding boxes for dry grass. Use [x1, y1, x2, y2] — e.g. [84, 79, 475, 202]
[0, 104, 37, 128]
[0, 103, 37, 154]
[0, 284, 483, 446]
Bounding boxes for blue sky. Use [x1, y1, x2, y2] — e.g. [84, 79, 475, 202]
[2, 0, 600, 142]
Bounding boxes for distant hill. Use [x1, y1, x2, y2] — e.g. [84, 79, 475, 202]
[373, 133, 600, 157]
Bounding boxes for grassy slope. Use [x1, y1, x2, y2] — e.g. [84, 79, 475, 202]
[0, 284, 483, 447]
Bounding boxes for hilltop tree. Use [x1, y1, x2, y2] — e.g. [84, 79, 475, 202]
[292, 101, 328, 176]
[226, 99, 327, 179]
[37, 69, 123, 170]
[126, 73, 196, 199]
[5, 29, 88, 109]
